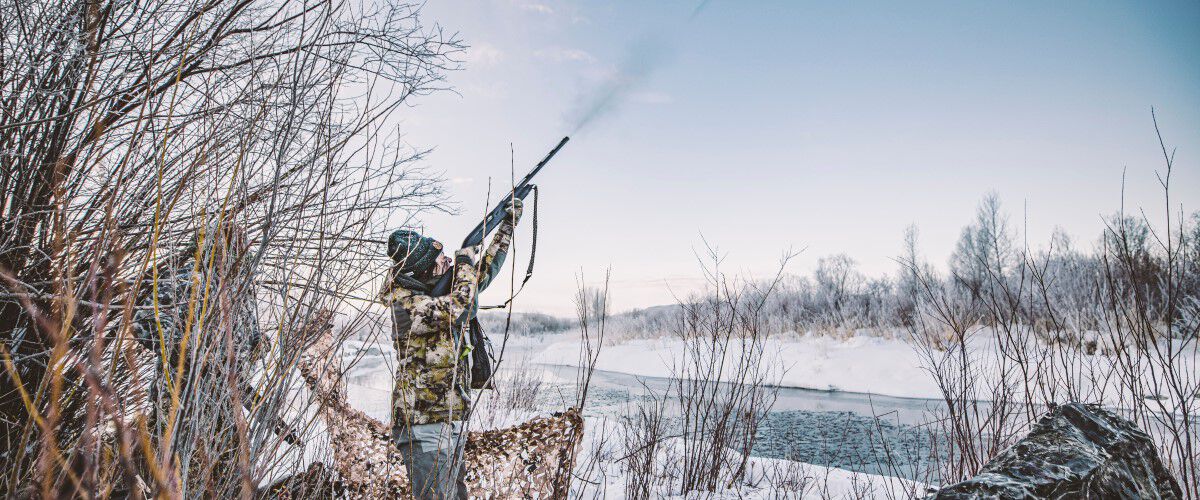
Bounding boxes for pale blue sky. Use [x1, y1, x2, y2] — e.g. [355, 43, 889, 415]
[396, 0, 1200, 315]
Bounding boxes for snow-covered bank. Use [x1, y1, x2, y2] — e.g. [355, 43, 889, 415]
[577, 448, 925, 499]
[526, 329, 1200, 411]
[316, 328, 1193, 496]
[572, 416, 926, 499]
[531, 331, 942, 400]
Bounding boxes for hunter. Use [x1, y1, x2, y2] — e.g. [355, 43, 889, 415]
[129, 222, 266, 487]
[381, 197, 523, 499]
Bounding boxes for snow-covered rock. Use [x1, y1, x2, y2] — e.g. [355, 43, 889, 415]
[932, 403, 1183, 499]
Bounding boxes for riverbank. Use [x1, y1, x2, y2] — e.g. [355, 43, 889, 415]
[523, 331, 940, 400]
[515, 329, 1200, 412]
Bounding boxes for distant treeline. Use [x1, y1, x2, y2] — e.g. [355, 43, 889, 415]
[756, 193, 1200, 343]
[479, 311, 576, 336]
[499, 192, 1200, 344]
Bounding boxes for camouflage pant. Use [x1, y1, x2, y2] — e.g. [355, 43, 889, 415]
[393, 421, 467, 500]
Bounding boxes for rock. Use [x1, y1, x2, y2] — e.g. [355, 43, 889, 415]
[933, 402, 1183, 499]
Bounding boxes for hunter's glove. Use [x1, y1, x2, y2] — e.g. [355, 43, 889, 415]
[455, 245, 479, 265]
[498, 198, 523, 237]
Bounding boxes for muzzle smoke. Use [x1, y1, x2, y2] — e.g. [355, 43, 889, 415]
[566, 36, 671, 135]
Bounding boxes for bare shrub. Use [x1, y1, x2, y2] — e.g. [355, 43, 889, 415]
[1098, 116, 1200, 494]
[620, 391, 670, 500]
[600, 244, 791, 497]
[668, 244, 788, 494]
[0, 0, 459, 495]
[567, 270, 615, 498]
[568, 253, 791, 498]
[900, 114, 1199, 495]
[470, 356, 545, 430]
[574, 269, 610, 410]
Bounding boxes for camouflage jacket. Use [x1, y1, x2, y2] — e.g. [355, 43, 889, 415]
[128, 252, 264, 450]
[384, 213, 519, 427]
[130, 260, 263, 381]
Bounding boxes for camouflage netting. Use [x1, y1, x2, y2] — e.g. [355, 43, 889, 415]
[264, 317, 583, 498]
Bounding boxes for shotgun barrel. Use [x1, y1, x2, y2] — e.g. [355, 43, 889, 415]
[430, 136, 569, 296]
[457, 136, 568, 249]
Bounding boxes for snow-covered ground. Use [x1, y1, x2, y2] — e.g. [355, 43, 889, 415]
[522, 328, 1200, 412]
[296, 327, 1195, 497]
[327, 336, 931, 498]
[531, 331, 941, 400]
[571, 420, 926, 499]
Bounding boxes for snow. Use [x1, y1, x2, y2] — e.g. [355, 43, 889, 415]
[326, 335, 931, 498]
[525, 329, 1200, 411]
[307, 327, 1194, 497]
[531, 331, 942, 400]
[577, 452, 925, 499]
[571, 416, 926, 499]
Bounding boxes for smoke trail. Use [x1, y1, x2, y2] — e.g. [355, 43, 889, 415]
[565, 36, 671, 135]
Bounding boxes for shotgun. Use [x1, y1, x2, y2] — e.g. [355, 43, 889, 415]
[429, 136, 569, 296]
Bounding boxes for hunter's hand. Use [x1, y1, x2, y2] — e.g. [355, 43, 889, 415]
[455, 245, 479, 265]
